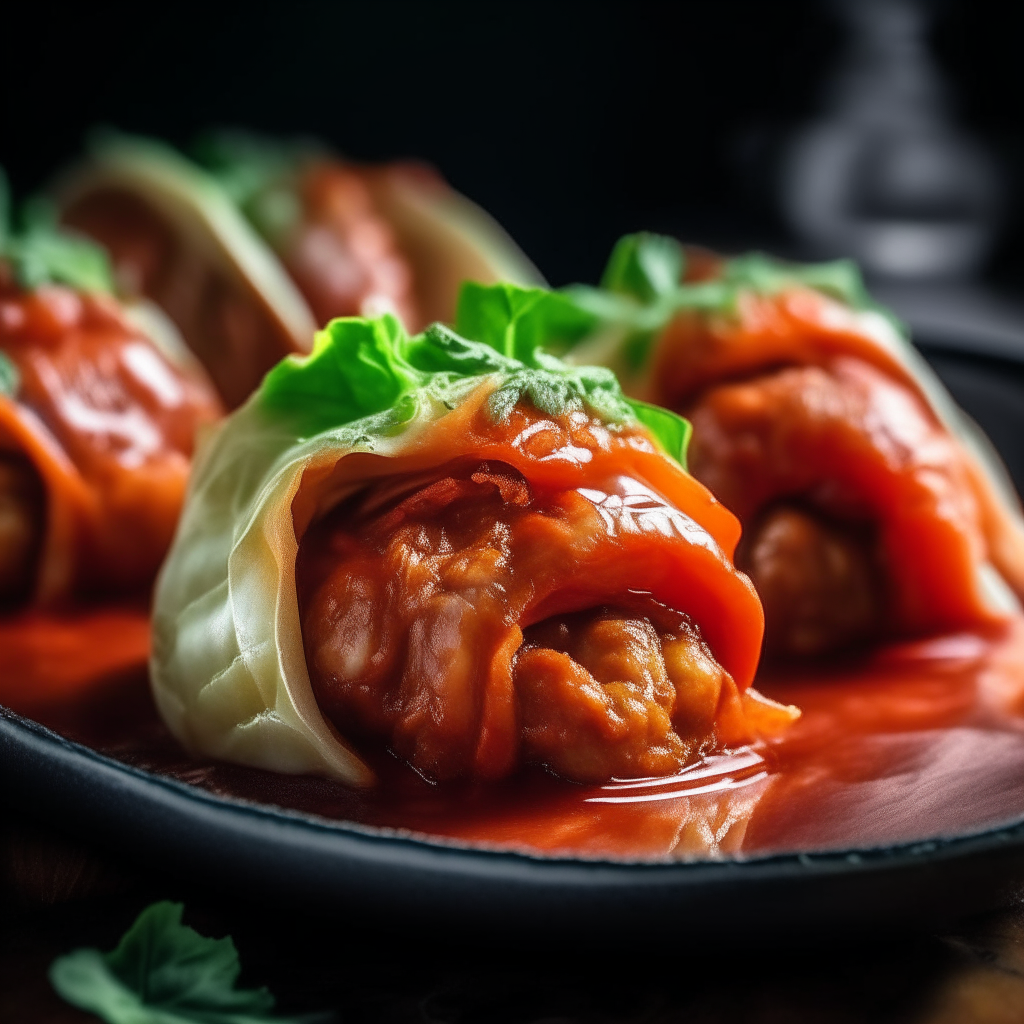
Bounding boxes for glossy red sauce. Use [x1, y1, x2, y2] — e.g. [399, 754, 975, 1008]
[3, 609, 1024, 860]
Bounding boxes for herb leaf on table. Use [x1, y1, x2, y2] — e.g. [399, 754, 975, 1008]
[49, 900, 330, 1023]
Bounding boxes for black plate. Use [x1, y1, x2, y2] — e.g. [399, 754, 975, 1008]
[3, 343, 1024, 936]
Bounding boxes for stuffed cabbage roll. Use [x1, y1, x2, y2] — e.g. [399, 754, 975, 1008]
[57, 134, 541, 408]
[553, 235, 1024, 657]
[0, 193, 221, 606]
[193, 132, 543, 330]
[151, 286, 795, 786]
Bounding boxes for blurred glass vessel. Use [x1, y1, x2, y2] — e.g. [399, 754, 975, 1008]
[783, 0, 1002, 280]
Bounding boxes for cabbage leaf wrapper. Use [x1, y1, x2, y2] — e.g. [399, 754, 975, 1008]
[512, 237, 1024, 658]
[152, 302, 792, 786]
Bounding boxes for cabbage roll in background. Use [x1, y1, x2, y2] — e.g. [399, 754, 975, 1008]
[550, 236, 1024, 658]
[193, 132, 543, 330]
[0, 186, 221, 607]
[151, 285, 796, 786]
[56, 134, 541, 409]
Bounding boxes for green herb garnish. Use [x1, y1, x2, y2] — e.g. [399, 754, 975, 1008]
[50, 901, 326, 1024]
[600, 231, 685, 302]
[561, 232, 904, 372]
[0, 351, 19, 398]
[0, 166, 113, 293]
[260, 285, 692, 467]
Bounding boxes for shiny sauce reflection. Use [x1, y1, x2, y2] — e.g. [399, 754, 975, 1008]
[2, 611, 1024, 861]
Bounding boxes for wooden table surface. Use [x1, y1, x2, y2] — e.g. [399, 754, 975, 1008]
[4, 815, 1024, 1024]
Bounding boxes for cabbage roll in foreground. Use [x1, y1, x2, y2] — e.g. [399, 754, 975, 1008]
[152, 287, 796, 786]
[57, 134, 541, 408]
[554, 236, 1024, 658]
[0, 203, 221, 606]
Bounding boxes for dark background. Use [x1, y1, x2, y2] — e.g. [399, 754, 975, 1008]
[2, 1, 1022, 288]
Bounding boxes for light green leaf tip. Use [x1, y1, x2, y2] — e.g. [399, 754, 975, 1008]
[600, 232, 685, 302]
[454, 280, 599, 361]
[626, 397, 692, 466]
[49, 900, 322, 1024]
[257, 285, 692, 467]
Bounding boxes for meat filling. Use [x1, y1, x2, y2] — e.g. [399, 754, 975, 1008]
[0, 454, 44, 606]
[297, 460, 756, 784]
[737, 505, 880, 658]
[518, 607, 731, 782]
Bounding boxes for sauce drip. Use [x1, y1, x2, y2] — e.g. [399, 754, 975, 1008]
[3, 610, 1024, 861]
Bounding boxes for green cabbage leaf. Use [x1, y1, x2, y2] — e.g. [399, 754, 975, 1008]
[451, 280, 691, 461]
[599, 232, 880, 310]
[261, 286, 691, 463]
[0, 351, 19, 398]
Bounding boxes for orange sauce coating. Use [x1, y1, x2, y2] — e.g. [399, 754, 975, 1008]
[641, 284, 1023, 654]
[289, 394, 794, 786]
[297, 458, 789, 784]
[0, 606, 149, 720]
[688, 357, 995, 637]
[0, 281, 221, 599]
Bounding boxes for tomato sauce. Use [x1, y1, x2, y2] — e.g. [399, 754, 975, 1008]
[3, 609, 1024, 861]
